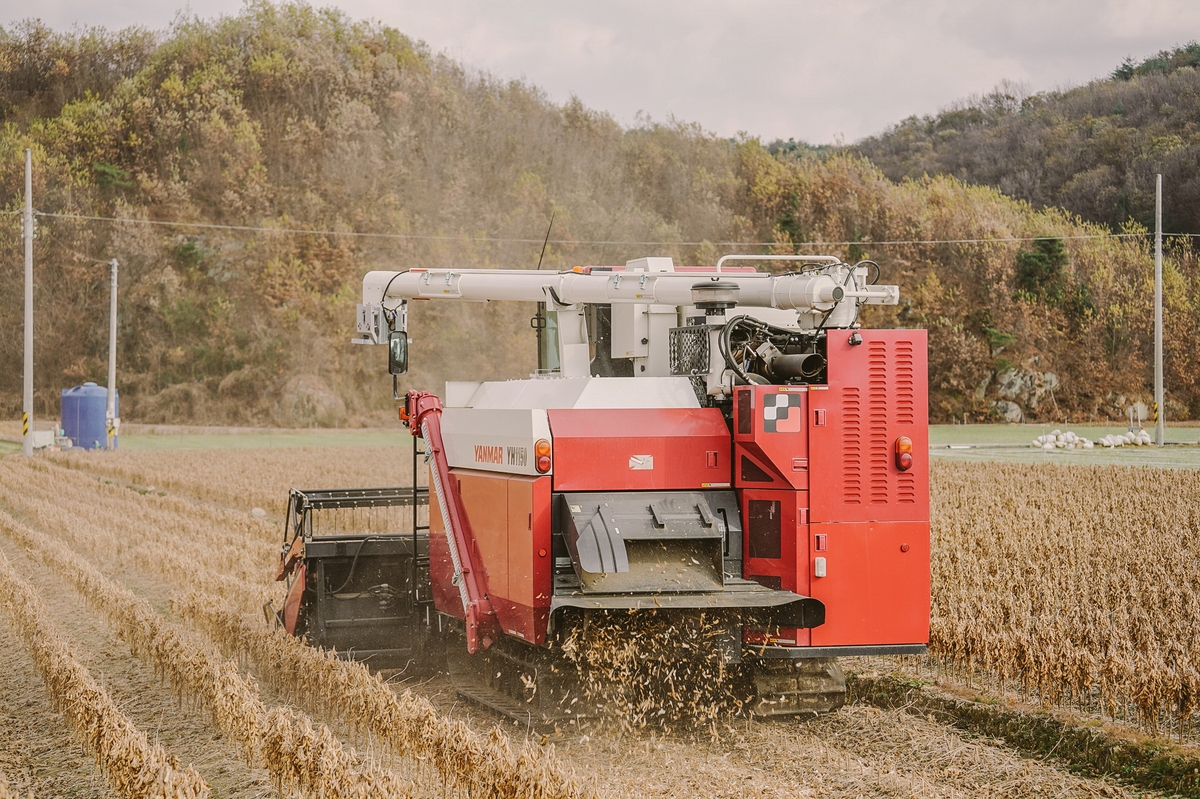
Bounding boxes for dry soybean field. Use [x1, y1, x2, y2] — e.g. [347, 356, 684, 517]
[0, 440, 1196, 798]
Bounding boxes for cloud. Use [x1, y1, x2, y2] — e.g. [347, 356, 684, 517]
[12, 0, 1197, 143]
[939, 0, 1200, 83]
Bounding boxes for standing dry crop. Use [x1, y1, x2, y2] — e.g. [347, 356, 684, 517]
[929, 459, 1200, 735]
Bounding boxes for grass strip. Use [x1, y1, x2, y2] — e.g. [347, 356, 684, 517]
[849, 673, 1200, 798]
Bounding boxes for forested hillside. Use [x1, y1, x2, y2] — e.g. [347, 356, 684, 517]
[853, 45, 1200, 236]
[0, 4, 1196, 425]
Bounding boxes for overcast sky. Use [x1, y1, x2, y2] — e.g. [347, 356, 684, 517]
[13, 0, 1200, 143]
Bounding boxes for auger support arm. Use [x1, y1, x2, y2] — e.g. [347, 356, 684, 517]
[404, 390, 497, 653]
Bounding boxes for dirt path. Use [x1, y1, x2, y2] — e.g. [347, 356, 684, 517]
[407, 670, 1141, 799]
[0, 453, 1160, 799]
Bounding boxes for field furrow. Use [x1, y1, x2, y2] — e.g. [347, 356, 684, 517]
[0, 532, 274, 798]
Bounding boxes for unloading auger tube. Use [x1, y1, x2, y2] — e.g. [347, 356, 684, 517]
[362, 265, 898, 310]
[403, 390, 497, 654]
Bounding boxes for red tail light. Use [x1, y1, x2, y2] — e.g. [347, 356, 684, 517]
[895, 436, 914, 471]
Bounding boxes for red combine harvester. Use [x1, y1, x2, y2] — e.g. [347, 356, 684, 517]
[275, 255, 929, 720]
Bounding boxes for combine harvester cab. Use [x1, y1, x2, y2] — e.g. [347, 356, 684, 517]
[276, 255, 930, 723]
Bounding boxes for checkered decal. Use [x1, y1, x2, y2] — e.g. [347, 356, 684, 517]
[762, 392, 804, 433]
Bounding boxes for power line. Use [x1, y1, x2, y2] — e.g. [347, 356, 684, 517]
[43, 230, 116, 265]
[31, 209, 1169, 248]
[37, 211, 556, 243]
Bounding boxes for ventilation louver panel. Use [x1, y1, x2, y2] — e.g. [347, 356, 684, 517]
[868, 342, 889, 504]
[841, 387, 862, 505]
[895, 341, 915, 426]
[895, 340, 916, 503]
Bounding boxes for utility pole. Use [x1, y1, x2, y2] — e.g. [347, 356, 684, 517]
[1154, 174, 1164, 447]
[22, 148, 33, 457]
[106, 259, 119, 450]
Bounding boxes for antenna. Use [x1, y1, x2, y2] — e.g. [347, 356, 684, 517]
[535, 213, 555, 270]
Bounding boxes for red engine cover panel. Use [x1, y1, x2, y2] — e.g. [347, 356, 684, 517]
[808, 520, 930, 646]
[547, 408, 731, 491]
[808, 330, 930, 524]
[732, 385, 811, 490]
[730, 329, 931, 653]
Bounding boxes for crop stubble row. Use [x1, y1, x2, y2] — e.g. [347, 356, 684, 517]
[0, 506, 420, 798]
[45, 446, 414, 516]
[0, 457, 277, 612]
[171, 590, 586, 799]
[0, 544, 209, 799]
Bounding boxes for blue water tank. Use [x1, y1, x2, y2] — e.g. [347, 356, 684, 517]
[61, 382, 118, 450]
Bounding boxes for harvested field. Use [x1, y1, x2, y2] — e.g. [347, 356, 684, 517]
[0, 545, 210, 799]
[0, 441, 1191, 797]
[44, 445, 416, 515]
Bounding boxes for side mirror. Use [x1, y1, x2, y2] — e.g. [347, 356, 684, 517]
[388, 330, 409, 376]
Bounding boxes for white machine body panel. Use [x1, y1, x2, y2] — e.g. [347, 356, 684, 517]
[447, 376, 700, 410]
[440, 407, 552, 476]
[440, 377, 699, 473]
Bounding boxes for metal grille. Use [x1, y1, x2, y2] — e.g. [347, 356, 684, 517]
[841, 387, 862, 505]
[895, 340, 915, 425]
[670, 326, 709, 375]
[897, 468, 916, 504]
[895, 339, 917, 503]
[670, 326, 710, 404]
[868, 341, 890, 504]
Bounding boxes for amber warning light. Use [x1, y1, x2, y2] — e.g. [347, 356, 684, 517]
[535, 439, 552, 473]
[895, 436, 914, 471]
